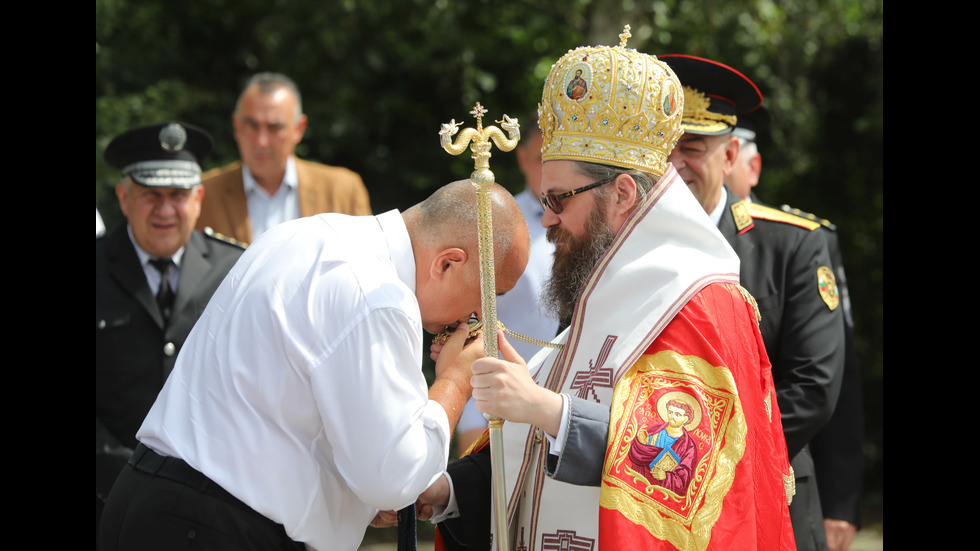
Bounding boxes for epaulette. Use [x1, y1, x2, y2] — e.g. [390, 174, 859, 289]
[780, 204, 837, 231]
[203, 226, 247, 248]
[745, 202, 822, 231]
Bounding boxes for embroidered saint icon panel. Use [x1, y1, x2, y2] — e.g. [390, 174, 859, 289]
[600, 350, 746, 551]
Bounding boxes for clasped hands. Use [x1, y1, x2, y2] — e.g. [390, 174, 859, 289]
[371, 325, 562, 528]
[432, 326, 560, 430]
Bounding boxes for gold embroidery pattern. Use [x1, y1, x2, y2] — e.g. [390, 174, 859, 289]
[538, 26, 685, 179]
[680, 86, 737, 134]
[735, 284, 761, 323]
[784, 466, 796, 506]
[731, 201, 753, 233]
[600, 351, 746, 551]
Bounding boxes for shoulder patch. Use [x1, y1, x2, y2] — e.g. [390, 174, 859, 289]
[817, 265, 840, 311]
[746, 202, 822, 231]
[732, 201, 754, 234]
[780, 204, 836, 231]
[203, 226, 247, 249]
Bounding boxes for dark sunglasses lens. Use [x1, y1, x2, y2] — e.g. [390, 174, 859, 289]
[546, 194, 563, 214]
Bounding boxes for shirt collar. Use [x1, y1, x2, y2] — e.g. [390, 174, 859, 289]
[708, 186, 728, 226]
[127, 224, 185, 267]
[242, 156, 298, 196]
[376, 209, 416, 294]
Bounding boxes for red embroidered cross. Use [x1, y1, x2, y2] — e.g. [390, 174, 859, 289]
[569, 335, 617, 402]
[541, 529, 595, 551]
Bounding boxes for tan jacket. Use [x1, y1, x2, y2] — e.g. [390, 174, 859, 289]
[196, 158, 372, 244]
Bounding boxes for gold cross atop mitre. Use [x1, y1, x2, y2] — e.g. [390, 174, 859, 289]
[439, 102, 521, 188]
[538, 25, 684, 179]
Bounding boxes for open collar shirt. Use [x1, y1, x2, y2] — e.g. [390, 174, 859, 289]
[243, 155, 301, 239]
[138, 209, 451, 551]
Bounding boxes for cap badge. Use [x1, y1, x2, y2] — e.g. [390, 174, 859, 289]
[682, 85, 737, 129]
[158, 123, 187, 153]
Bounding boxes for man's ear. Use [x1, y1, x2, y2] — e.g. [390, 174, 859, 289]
[722, 135, 740, 175]
[610, 174, 638, 216]
[429, 247, 468, 281]
[749, 152, 762, 183]
[294, 114, 309, 143]
[115, 181, 130, 218]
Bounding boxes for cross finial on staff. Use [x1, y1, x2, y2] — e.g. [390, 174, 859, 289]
[439, 103, 521, 187]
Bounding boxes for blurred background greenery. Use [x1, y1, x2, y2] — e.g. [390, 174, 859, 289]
[96, 0, 882, 538]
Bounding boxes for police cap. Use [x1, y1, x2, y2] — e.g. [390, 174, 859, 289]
[659, 54, 763, 136]
[104, 122, 213, 189]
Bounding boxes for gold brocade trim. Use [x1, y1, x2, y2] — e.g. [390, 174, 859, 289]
[735, 285, 761, 323]
[764, 394, 772, 422]
[745, 202, 822, 231]
[461, 429, 490, 457]
[784, 466, 796, 506]
[600, 351, 746, 551]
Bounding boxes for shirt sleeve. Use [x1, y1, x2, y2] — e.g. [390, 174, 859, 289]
[771, 228, 846, 459]
[309, 305, 451, 511]
[544, 395, 610, 486]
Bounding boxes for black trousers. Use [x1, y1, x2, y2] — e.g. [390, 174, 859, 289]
[98, 445, 304, 551]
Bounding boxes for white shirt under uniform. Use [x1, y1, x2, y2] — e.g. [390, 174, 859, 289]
[137, 209, 452, 551]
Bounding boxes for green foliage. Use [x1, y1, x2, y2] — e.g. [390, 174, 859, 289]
[96, 0, 883, 520]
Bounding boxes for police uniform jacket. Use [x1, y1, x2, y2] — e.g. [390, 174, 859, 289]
[719, 187, 845, 461]
[718, 187, 846, 549]
[96, 225, 244, 498]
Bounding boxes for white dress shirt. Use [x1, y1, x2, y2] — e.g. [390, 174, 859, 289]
[243, 155, 301, 239]
[138, 210, 451, 551]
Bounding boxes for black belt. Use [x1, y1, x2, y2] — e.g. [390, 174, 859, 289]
[129, 443, 249, 511]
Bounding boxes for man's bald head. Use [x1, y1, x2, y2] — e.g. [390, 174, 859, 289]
[404, 180, 528, 277]
[404, 180, 530, 334]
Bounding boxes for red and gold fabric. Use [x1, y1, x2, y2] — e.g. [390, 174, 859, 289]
[599, 284, 795, 550]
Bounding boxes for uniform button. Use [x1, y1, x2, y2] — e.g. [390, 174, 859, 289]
[163, 342, 176, 356]
[98, 319, 106, 330]
[187, 529, 196, 540]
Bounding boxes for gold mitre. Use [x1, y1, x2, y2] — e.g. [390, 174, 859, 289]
[538, 25, 684, 178]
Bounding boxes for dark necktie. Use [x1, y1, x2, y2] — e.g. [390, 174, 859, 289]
[149, 258, 175, 320]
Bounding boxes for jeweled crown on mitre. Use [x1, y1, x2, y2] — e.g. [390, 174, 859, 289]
[538, 25, 684, 179]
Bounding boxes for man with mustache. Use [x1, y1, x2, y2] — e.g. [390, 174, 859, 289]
[416, 29, 797, 551]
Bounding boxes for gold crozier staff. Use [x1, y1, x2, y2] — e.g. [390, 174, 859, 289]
[439, 103, 520, 551]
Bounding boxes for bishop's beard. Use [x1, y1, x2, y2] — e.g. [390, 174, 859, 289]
[542, 200, 616, 323]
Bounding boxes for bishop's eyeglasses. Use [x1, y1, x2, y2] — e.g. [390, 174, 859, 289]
[538, 177, 615, 214]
